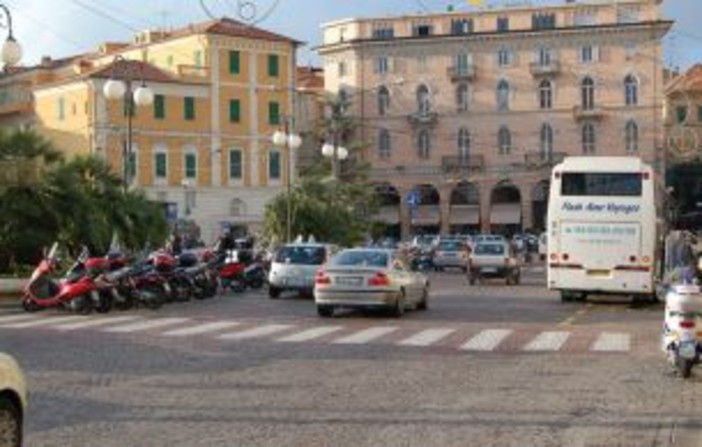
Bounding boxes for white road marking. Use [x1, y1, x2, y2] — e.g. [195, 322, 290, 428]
[591, 332, 630, 352]
[53, 316, 142, 331]
[0, 314, 42, 324]
[332, 327, 398, 344]
[103, 318, 190, 333]
[523, 331, 570, 351]
[397, 328, 455, 346]
[277, 326, 343, 342]
[0, 315, 88, 328]
[217, 324, 295, 340]
[161, 321, 241, 337]
[460, 329, 513, 351]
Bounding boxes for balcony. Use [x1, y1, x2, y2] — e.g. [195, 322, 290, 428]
[572, 105, 606, 121]
[447, 65, 476, 82]
[529, 60, 561, 77]
[177, 64, 210, 81]
[407, 111, 439, 127]
[441, 154, 485, 174]
[524, 152, 567, 169]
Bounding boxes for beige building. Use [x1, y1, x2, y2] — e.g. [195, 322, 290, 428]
[319, 0, 671, 239]
[665, 64, 702, 162]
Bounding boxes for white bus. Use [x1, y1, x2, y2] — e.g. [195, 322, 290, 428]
[546, 157, 659, 302]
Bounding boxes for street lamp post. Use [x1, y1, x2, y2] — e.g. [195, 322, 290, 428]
[0, 3, 22, 69]
[102, 56, 155, 192]
[271, 117, 302, 243]
[321, 102, 348, 180]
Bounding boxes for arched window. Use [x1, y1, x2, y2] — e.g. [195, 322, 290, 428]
[581, 76, 595, 110]
[625, 120, 638, 153]
[498, 126, 511, 155]
[417, 129, 431, 159]
[539, 79, 552, 110]
[378, 128, 391, 159]
[624, 75, 638, 106]
[540, 123, 553, 160]
[377, 86, 390, 116]
[456, 83, 469, 112]
[416, 84, 431, 114]
[581, 122, 596, 154]
[457, 127, 470, 160]
[497, 80, 510, 111]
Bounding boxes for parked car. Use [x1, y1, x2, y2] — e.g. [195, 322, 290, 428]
[0, 353, 27, 447]
[433, 239, 470, 272]
[474, 234, 507, 244]
[268, 243, 338, 299]
[468, 241, 521, 285]
[411, 235, 438, 251]
[314, 248, 430, 318]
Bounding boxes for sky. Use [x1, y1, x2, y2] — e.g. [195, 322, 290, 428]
[5, 0, 702, 71]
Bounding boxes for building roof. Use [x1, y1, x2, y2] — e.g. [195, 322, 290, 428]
[87, 59, 176, 83]
[296, 66, 324, 91]
[666, 64, 702, 94]
[171, 17, 302, 44]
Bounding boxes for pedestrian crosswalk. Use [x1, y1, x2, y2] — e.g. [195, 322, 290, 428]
[0, 311, 638, 355]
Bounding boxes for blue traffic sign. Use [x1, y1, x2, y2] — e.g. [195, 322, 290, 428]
[406, 190, 420, 208]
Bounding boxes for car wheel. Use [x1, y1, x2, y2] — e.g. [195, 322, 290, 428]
[390, 291, 405, 318]
[317, 305, 334, 318]
[560, 291, 572, 303]
[0, 396, 22, 447]
[268, 286, 281, 299]
[417, 285, 429, 311]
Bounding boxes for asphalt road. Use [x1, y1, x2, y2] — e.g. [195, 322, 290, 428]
[2, 266, 702, 447]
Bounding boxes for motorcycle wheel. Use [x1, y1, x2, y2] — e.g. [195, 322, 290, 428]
[21, 298, 39, 313]
[139, 284, 165, 310]
[94, 291, 112, 314]
[677, 357, 694, 379]
[71, 296, 93, 315]
[249, 277, 265, 289]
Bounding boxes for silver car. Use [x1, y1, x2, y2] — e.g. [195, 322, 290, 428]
[0, 353, 27, 447]
[268, 243, 337, 299]
[433, 239, 470, 272]
[314, 248, 430, 318]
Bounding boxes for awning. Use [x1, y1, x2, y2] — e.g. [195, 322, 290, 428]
[490, 203, 522, 224]
[411, 205, 441, 225]
[450, 204, 480, 224]
[373, 206, 400, 224]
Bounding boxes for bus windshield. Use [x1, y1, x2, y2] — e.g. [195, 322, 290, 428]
[561, 173, 642, 197]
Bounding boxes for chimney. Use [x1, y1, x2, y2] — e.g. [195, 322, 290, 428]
[40, 56, 52, 67]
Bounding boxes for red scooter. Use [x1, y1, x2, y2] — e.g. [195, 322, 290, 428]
[22, 243, 102, 314]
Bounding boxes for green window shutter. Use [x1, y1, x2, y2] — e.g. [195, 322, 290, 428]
[154, 95, 165, 119]
[194, 50, 202, 68]
[58, 97, 65, 121]
[676, 106, 688, 124]
[229, 150, 242, 179]
[184, 97, 195, 120]
[268, 101, 280, 125]
[269, 151, 281, 180]
[155, 153, 167, 178]
[229, 51, 240, 74]
[185, 153, 197, 178]
[268, 54, 279, 77]
[229, 99, 241, 123]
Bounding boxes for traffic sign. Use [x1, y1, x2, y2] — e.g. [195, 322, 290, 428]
[406, 189, 420, 208]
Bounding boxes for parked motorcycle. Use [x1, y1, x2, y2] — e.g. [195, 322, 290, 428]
[216, 249, 266, 292]
[662, 283, 702, 378]
[22, 243, 100, 314]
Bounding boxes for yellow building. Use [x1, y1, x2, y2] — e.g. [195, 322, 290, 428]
[1, 18, 300, 242]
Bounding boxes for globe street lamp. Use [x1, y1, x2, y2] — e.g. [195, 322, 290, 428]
[0, 4, 21, 69]
[102, 56, 155, 191]
[271, 119, 302, 243]
[321, 141, 348, 180]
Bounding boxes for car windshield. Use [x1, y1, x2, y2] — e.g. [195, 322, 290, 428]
[275, 246, 326, 265]
[474, 244, 505, 256]
[416, 236, 435, 245]
[438, 241, 462, 251]
[331, 250, 389, 268]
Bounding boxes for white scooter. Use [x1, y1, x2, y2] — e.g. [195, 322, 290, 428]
[662, 282, 702, 378]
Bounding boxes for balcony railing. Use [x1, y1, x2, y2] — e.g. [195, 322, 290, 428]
[524, 151, 567, 168]
[447, 64, 476, 82]
[529, 60, 561, 77]
[441, 154, 485, 174]
[407, 111, 439, 127]
[572, 105, 606, 121]
[177, 64, 210, 80]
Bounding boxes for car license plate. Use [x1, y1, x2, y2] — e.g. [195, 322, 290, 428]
[481, 267, 497, 273]
[444, 253, 456, 258]
[679, 341, 697, 359]
[336, 276, 362, 286]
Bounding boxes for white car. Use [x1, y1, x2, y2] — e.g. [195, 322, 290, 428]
[0, 353, 27, 447]
[268, 243, 338, 299]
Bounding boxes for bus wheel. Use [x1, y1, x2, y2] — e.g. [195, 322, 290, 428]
[560, 291, 572, 303]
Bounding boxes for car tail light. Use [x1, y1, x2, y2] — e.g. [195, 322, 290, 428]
[680, 320, 696, 329]
[368, 272, 390, 287]
[315, 270, 331, 285]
